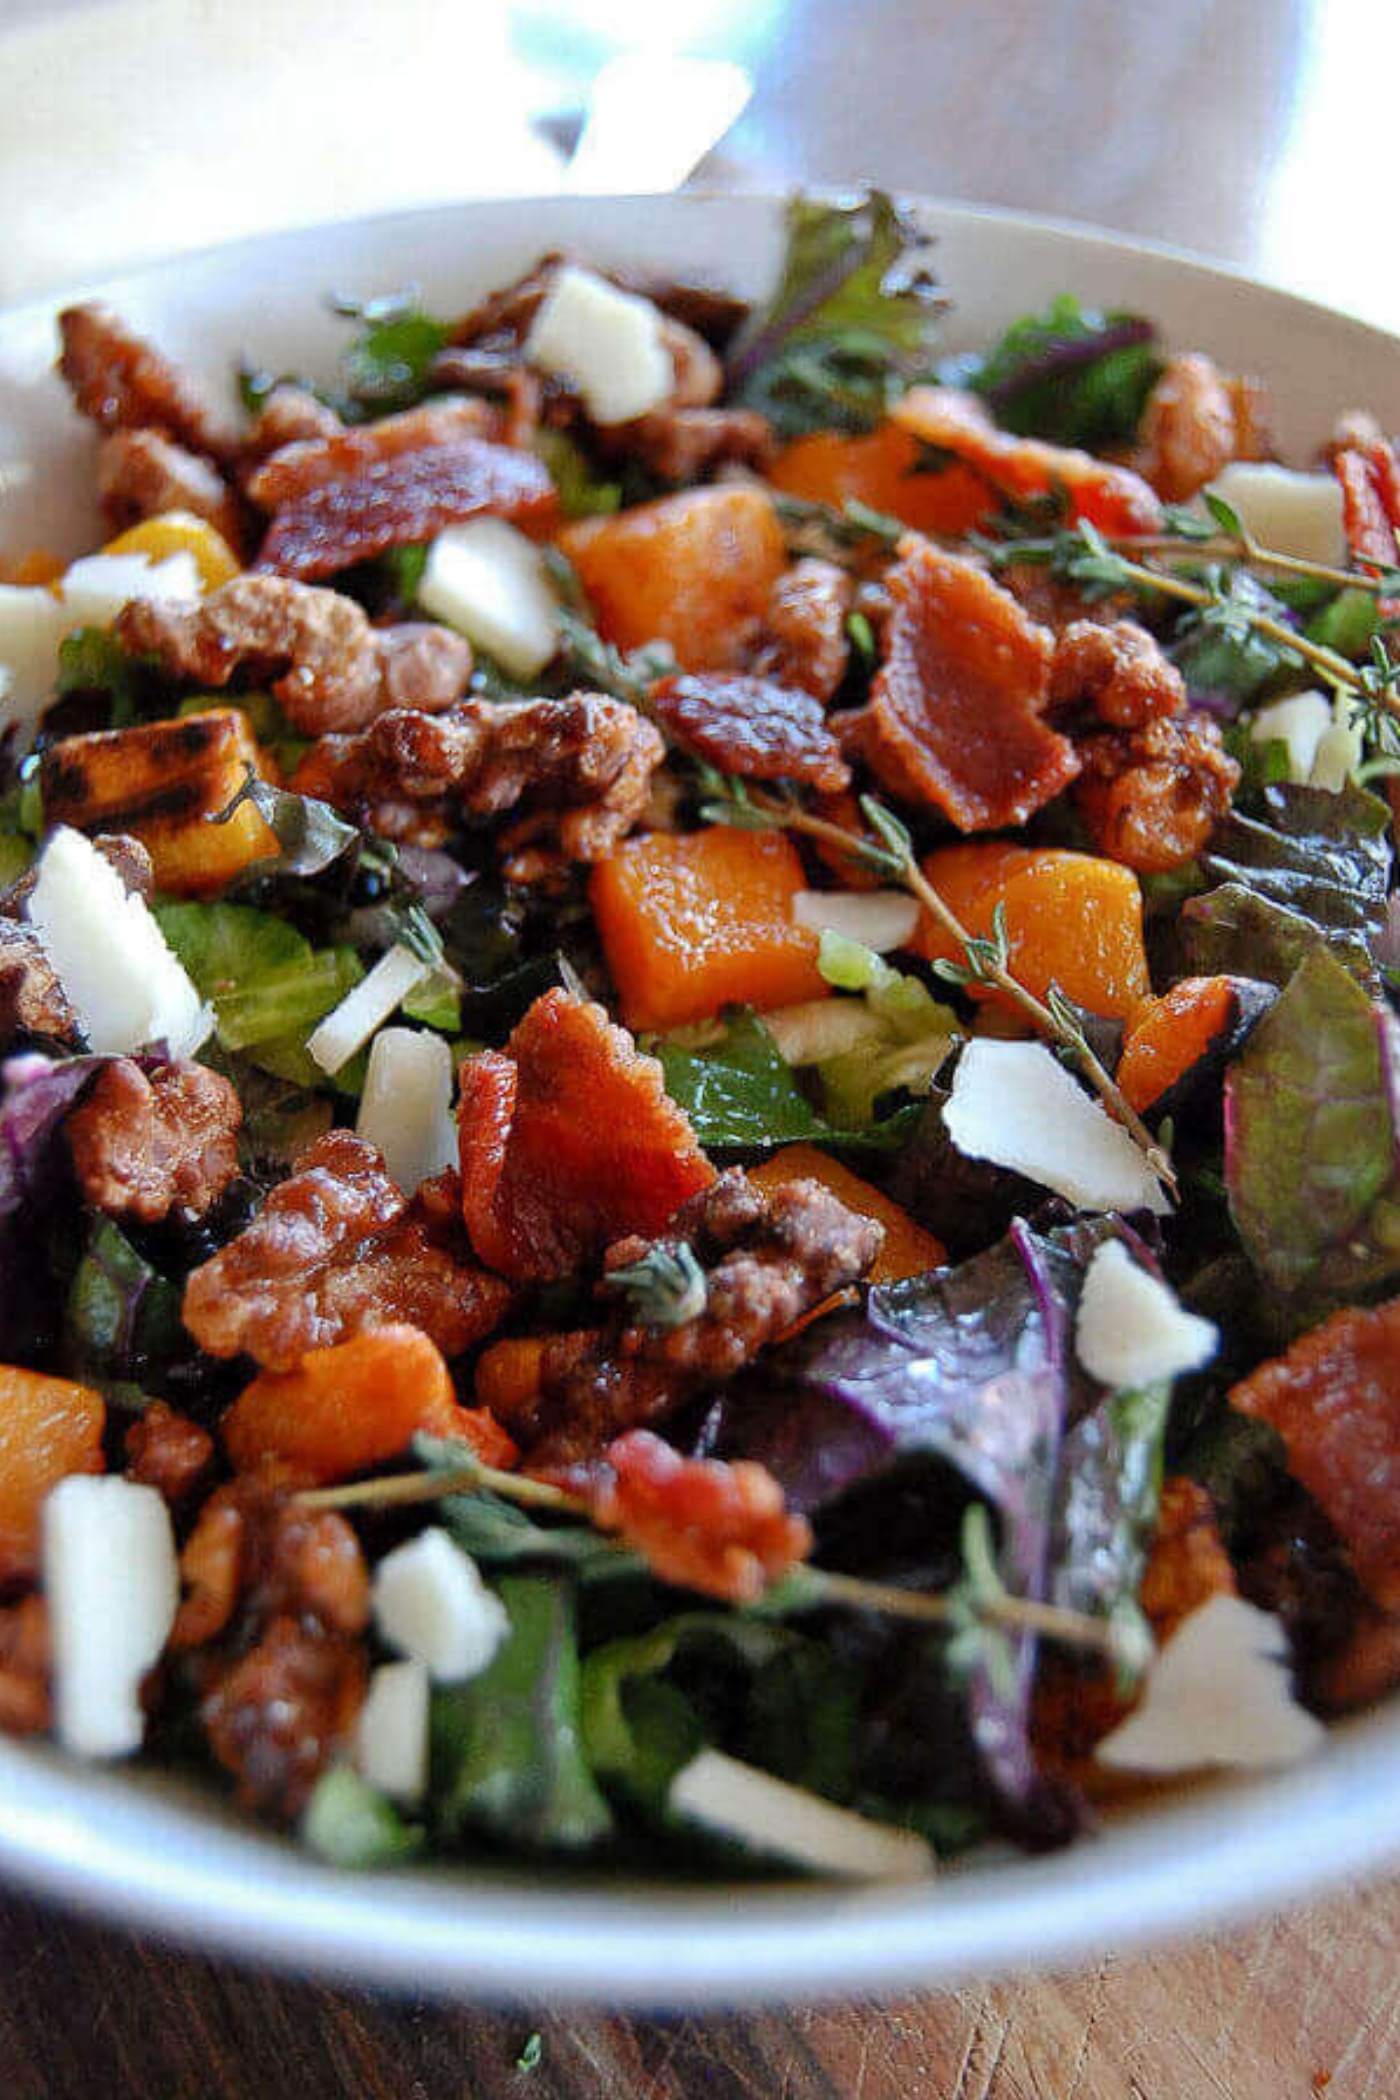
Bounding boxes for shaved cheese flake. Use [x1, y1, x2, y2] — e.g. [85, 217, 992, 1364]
[28, 825, 211, 1055]
[793, 889, 921, 953]
[670, 1749, 935, 1881]
[372, 1528, 509, 1683]
[418, 518, 559, 680]
[1206, 462, 1345, 568]
[355, 1658, 430, 1803]
[307, 942, 431, 1076]
[1249, 690, 1332, 785]
[525, 264, 671, 424]
[1097, 1594, 1325, 1774]
[59, 549, 201, 627]
[1076, 1239, 1217, 1388]
[0, 585, 72, 736]
[44, 1475, 179, 1758]
[356, 1026, 456, 1193]
[945, 1038, 1172, 1216]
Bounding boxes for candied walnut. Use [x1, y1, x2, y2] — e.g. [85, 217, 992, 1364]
[201, 1615, 366, 1818]
[0, 1595, 51, 1738]
[751, 558, 853, 704]
[0, 920, 74, 1047]
[244, 396, 497, 511]
[1334, 430, 1400, 612]
[593, 1429, 812, 1604]
[183, 1135, 509, 1370]
[291, 692, 664, 880]
[65, 1057, 241, 1224]
[1231, 1297, 1400, 1614]
[174, 1475, 371, 1650]
[894, 384, 1163, 534]
[447, 255, 559, 347]
[648, 672, 850, 792]
[1132, 353, 1272, 502]
[125, 1401, 214, 1506]
[1311, 1607, 1400, 1712]
[57, 303, 236, 463]
[1048, 618, 1185, 728]
[254, 437, 556, 581]
[241, 386, 344, 465]
[1075, 711, 1239, 872]
[96, 429, 244, 549]
[479, 1169, 882, 1459]
[835, 537, 1079, 831]
[115, 574, 470, 734]
[600, 407, 776, 484]
[427, 349, 544, 447]
[459, 989, 715, 1284]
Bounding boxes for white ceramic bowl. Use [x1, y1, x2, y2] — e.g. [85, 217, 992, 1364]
[2, 192, 1399, 2006]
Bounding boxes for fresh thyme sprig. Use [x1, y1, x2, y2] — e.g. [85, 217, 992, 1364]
[599, 1242, 708, 1328]
[699, 779, 1176, 1197]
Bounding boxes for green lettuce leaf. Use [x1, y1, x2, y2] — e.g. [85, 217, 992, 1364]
[336, 294, 448, 414]
[658, 1008, 918, 1152]
[815, 931, 959, 1125]
[155, 901, 363, 1053]
[63, 1217, 185, 1385]
[941, 293, 1161, 448]
[302, 1767, 422, 1867]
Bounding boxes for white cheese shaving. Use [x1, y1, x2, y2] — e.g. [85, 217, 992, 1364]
[356, 1026, 457, 1193]
[43, 1475, 179, 1759]
[793, 889, 921, 953]
[524, 264, 672, 424]
[1249, 690, 1332, 785]
[418, 519, 560, 680]
[0, 585, 73, 736]
[59, 549, 200, 628]
[354, 1658, 430, 1803]
[670, 1749, 935, 1881]
[1205, 462, 1346, 568]
[1076, 1239, 1217, 1388]
[28, 825, 211, 1055]
[1097, 1593, 1326, 1774]
[307, 942, 431, 1076]
[372, 1528, 510, 1683]
[944, 1038, 1172, 1216]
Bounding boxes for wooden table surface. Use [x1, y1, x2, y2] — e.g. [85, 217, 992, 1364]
[5, 2, 1400, 2093]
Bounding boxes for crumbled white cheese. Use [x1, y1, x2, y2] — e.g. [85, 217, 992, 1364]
[1309, 689, 1365, 792]
[43, 1475, 179, 1759]
[0, 585, 73, 736]
[1076, 1239, 1217, 1388]
[418, 518, 560, 680]
[27, 825, 211, 1055]
[1205, 462, 1346, 568]
[670, 1749, 935, 1881]
[1249, 690, 1332, 785]
[372, 1528, 509, 1683]
[59, 549, 200, 629]
[524, 264, 672, 424]
[1096, 1593, 1326, 1774]
[944, 1038, 1172, 1215]
[355, 1658, 430, 1803]
[793, 889, 921, 953]
[307, 942, 431, 1076]
[356, 1027, 457, 1194]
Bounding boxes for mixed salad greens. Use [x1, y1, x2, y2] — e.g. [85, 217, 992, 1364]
[0, 190, 1396, 1884]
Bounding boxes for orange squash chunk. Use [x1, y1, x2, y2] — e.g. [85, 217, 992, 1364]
[746, 1145, 945, 1284]
[560, 485, 786, 671]
[916, 842, 1151, 1024]
[591, 826, 829, 1032]
[767, 423, 994, 536]
[0, 1366, 105, 1584]
[894, 385, 1163, 534]
[222, 1324, 516, 1484]
[457, 989, 716, 1282]
[1117, 976, 1245, 1113]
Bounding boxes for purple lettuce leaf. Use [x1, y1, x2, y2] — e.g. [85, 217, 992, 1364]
[0, 1051, 108, 1356]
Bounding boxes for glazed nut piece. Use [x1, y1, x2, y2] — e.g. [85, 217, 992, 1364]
[598, 406, 777, 485]
[57, 302, 237, 463]
[0, 920, 75, 1047]
[114, 574, 472, 734]
[0, 1595, 52, 1738]
[96, 429, 244, 551]
[1048, 618, 1186, 729]
[647, 672, 851, 792]
[751, 557, 854, 704]
[593, 1429, 813, 1605]
[1075, 711, 1240, 873]
[239, 385, 345, 465]
[1132, 351, 1273, 503]
[65, 1057, 242, 1225]
[243, 395, 499, 511]
[182, 1138, 509, 1371]
[124, 1401, 215, 1507]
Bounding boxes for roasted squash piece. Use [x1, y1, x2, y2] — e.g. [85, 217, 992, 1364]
[767, 423, 994, 536]
[0, 1366, 105, 1584]
[1117, 975, 1275, 1115]
[103, 511, 241, 591]
[746, 1145, 945, 1283]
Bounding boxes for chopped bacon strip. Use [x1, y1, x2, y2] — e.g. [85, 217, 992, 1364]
[648, 672, 850, 791]
[752, 558, 853, 703]
[1231, 1297, 1400, 1614]
[243, 396, 498, 511]
[253, 438, 556, 581]
[57, 302, 237, 463]
[835, 537, 1079, 831]
[458, 989, 715, 1283]
[1334, 431, 1400, 613]
[240, 386, 345, 465]
[592, 1430, 812, 1604]
[893, 384, 1162, 534]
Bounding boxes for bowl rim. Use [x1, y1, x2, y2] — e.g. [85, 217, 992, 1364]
[3, 185, 1399, 2006]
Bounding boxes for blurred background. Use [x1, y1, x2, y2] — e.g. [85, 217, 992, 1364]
[1, 0, 1396, 328]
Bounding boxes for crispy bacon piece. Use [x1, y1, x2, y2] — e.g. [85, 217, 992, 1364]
[834, 538, 1079, 831]
[592, 1429, 812, 1604]
[125, 1401, 215, 1507]
[1334, 429, 1400, 614]
[65, 1057, 242, 1225]
[96, 429, 244, 549]
[1231, 1297, 1400, 1614]
[476, 1169, 882, 1459]
[254, 437, 556, 581]
[458, 990, 715, 1284]
[1048, 618, 1186, 728]
[1132, 353, 1273, 502]
[240, 386, 345, 465]
[57, 303, 236, 463]
[648, 672, 850, 792]
[0, 1595, 51, 1738]
[1075, 711, 1239, 872]
[116, 574, 471, 734]
[752, 558, 853, 703]
[893, 384, 1162, 534]
[243, 396, 498, 511]
[183, 1137, 509, 1371]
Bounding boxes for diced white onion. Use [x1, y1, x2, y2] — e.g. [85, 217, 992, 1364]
[307, 942, 430, 1076]
[43, 1475, 179, 1759]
